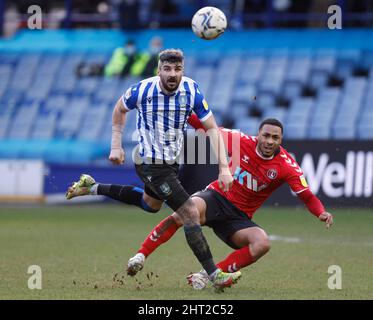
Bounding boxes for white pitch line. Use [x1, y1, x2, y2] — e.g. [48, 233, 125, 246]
[269, 235, 373, 247]
[268, 235, 302, 243]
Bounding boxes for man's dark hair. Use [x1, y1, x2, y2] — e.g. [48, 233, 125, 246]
[158, 49, 184, 65]
[259, 118, 283, 134]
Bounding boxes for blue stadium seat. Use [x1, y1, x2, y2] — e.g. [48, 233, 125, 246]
[76, 78, 100, 95]
[35, 54, 63, 76]
[357, 124, 373, 139]
[286, 57, 311, 83]
[285, 124, 308, 139]
[259, 62, 286, 95]
[313, 49, 336, 73]
[193, 66, 214, 95]
[0, 52, 20, 65]
[239, 57, 265, 83]
[216, 56, 241, 77]
[333, 125, 356, 139]
[287, 97, 314, 118]
[283, 81, 302, 99]
[309, 71, 329, 89]
[77, 106, 107, 141]
[0, 115, 10, 139]
[358, 112, 373, 124]
[263, 108, 287, 123]
[232, 83, 256, 104]
[31, 114, 57, 139]
[234, 118, 260, 135]
[231, 104, 249, 119]
[308, 124, 331, 140]
[7, 103, 40, 139]
[255, 92, 276, 110]
[52, 75, 77, 94]
[209, 80, 234, 113]
[93, 78, 120, 103]
[43, 94, 69, 114]
[184, 55, 195, 75]
[58, 53, 85, 75]
[360, 103, 373, 117]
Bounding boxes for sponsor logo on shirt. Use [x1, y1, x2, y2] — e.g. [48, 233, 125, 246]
[299, 175, 308, 188]
[242, 155, 250, 163]
[202, 99, 209, 111]
[125, 88, 132, 99]
[233, 167, 267, 192]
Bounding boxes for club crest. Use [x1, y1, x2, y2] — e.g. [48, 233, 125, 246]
[160, 182, 172, 196]
[179, 94, 187, 108]
[267, 169, 278, 180]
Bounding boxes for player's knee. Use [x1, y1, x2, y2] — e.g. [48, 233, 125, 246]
[177, 199, 200, 224]
[258, 237, 271, 255]
[251, 235, 270, 259]
[142, 194, 163, 212]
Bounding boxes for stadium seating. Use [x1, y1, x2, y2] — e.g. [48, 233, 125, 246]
[1, 29, 373, 164]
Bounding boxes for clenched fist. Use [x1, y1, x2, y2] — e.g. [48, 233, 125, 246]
[109, 148, 125, 165]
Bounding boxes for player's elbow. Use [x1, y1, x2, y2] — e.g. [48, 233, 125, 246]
[114, 97, 127, 115]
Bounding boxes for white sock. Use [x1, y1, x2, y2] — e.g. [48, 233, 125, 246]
[90, 184, 98, 195]
[200, 269, 208, 277]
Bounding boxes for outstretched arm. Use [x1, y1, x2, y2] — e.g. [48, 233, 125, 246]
[297, 189, 334, 229]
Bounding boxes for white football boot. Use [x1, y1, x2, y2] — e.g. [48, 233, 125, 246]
[66, 174, 96, 200]
[127, 253, 145, 276]
[187, 269, 210, 290]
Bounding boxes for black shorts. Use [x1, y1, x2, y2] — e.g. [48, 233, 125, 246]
[135, 162, 190, 212]
[191, 188, 260, 250]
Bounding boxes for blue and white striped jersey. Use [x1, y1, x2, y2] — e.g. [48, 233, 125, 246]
[121, 76, 212, 161]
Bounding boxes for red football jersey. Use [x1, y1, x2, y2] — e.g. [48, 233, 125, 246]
[208, 128, 309, 219]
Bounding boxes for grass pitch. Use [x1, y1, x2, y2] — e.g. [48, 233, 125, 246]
[0, 204, 372, 300]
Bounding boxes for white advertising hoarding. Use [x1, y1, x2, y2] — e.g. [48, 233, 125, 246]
[0, 160, 44, 201]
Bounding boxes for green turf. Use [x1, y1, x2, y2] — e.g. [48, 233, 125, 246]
[0, 204, 372, 300]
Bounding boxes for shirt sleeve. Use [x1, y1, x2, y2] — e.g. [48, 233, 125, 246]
[282, 152, 309, 194]
[297, 189, 325, 217]
[121, 84, 139, 111]
[192, 82, 212, 122]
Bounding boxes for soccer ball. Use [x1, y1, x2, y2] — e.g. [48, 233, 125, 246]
[191, 6, 227, 40]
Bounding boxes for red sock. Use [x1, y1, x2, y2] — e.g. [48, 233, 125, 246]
[138, 216, 180, 257]
[216, 246, 254, 272]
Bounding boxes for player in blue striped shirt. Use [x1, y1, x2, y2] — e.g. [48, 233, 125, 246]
[67, 49, 240, 290]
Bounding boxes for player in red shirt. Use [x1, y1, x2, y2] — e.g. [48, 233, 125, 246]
[125, 114, 333, 289]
